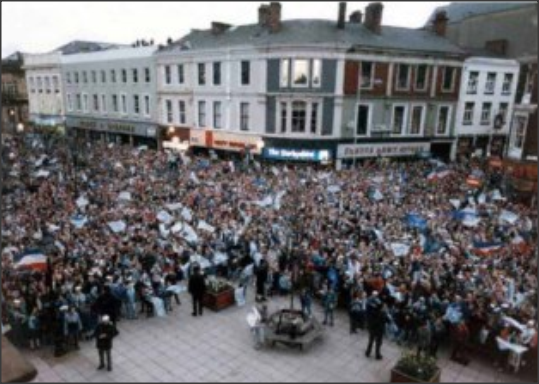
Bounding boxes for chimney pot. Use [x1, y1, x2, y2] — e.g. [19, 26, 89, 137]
[268, 2, 282, 33]
[258, 5, 270, 27]
[364, 2, 384, 34]
[433, 10, 449, 37]
[338, 2, 347, 30]
[349, 11, 363, 24]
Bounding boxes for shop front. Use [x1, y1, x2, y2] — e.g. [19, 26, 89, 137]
[262, 147, 332, 163]
[189, 129, 264, 158]
[65, 117, 158, 148]
[337, 142, 431, 165]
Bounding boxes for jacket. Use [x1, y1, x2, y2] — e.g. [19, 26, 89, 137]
[188, 273, 206, 298]
[95, 322, 116, 350]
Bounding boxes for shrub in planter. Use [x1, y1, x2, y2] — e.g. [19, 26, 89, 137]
[391, 350, 441, 383]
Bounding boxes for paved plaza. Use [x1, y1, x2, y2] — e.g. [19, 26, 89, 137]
[25, 295, 533, 383]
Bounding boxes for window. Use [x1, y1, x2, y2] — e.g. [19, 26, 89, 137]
[396, 64, 411, 90]
[415, 65, 429, 92]
[311, 102, 319, 134]
[485, 73, 496, 94]
[356, 104, 370, 136]
[436, 106, 451, 135]
[37, 77, 43, 93]
[76, 94, 82, 111]
[409, 105, 424, 135]
[178, 101, 186, 124]
[241, 61, 251, 86]
[177, 65, 184, 84]
[74, 72, 79, 84]
[481, 102, 492, 124]
[293, 60, 309, 87]
[213, 101, 222, 128]
[513, 116, 527, 149]
[280, 102, 288, 133]
[281, 59, 290, 87]
[66, 73, 71, 84]
[91, 71, 97, 83]
[360, 62, 374, 90]
[132, 69, 138, 83]
[82, 71, 88, 84]
[198, 101, 206, 127]
[133, 95, 140, 115]
[166, 100, 173, 123]
[463, 102, 475, 125]
[498, 103, 509, 123]
[391, 105, 406, 134]
[121, 94, 127, 115]
[291, 101, 307, 132]
[240, 102, 250, 131]
[122, 69, 128, 83]
[502, 73, 513, 95]
[164, 66, 172, 85]
[312, 60, 322, 88]
[213, 62, 222, 86]
[45, 77, 51, 93]
[145, 68, 151, 83]
[82, 94, 89, 112]
[93, 94, 99, 112]
[112, 95, 119, 113]
[198, 63, 206, 86]
[101, 94, 107, 113]
[53, 77, 60, 93]
[67, 94, 73, 112]
[111, 70, 116, 83]
[144, 95, 151, 116]
[101, 70, 107, 83]
[442, 67, 456, 92]
[467, 71, 479, 94]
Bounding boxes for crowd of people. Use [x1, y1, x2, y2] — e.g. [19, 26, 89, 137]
[1, 133, 537, 374]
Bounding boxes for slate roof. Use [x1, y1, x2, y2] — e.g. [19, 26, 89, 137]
[425, 2, 536, 26]
[52, 40, 126, 55]
[160, 19, 465, 56]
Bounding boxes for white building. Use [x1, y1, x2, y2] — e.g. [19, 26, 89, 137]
[24, 52, 65, 130]
[62, 46, 159, 147]
[452, 56, 520, 160]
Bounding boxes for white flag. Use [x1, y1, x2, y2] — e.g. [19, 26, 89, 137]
[198, 220, 216, 233]
[108, 221, 127, 233]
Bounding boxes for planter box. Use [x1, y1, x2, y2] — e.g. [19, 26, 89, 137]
[391, 367, 441, 383]
[203, 288, 235, 312]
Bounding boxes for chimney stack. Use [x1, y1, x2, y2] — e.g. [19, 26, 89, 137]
[433, 11, 449, 37]
[268, 2, 282, 33]
[364, 2, 384, 34]
[349, 11, 363, 24]
[259, 4, 270, 27]
[337, 2, 347, 30]
[211, 22, 232, 35]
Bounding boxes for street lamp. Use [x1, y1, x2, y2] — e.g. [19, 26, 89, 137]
[16, 123, 24, 134]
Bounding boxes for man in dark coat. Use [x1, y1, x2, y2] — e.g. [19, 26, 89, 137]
[94, 315, 116, 371]
[365, 292, 389, 360]
[255, 259, 269, 302]
[94, 285, 119, 327]
[188, 265, 206, 317]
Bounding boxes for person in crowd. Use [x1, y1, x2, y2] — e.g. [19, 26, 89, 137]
[94, 315, 116, 372]
[188, 265, 206, 317]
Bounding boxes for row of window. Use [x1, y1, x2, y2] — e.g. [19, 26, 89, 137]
[67, 93, 151, 116]
[466, 72, 514, 95]
[66, 68, 151, 85]
[28, 76, 60, 94]
[164, 100, 251, 131]
[463, 102, 509, 126]
[164, 61, 251, 87]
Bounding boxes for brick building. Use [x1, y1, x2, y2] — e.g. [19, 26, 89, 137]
[1, 52, 29, 134]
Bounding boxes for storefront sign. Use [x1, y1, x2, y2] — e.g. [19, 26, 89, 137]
[189, 130, 263, 154]
[337, 142, 431, 159]
[263, 148, 332, 162]
[66, 117, 156, 137]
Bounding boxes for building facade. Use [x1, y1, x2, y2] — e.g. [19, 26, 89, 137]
[1, 52, 29, 135]
[453, 57, 520, 160]
[62, 46, 159, 147]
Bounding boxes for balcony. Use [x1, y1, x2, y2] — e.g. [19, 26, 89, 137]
[1, 90, 28, 103]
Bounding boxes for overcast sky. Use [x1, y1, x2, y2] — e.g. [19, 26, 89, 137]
[2, 1, 449, 58]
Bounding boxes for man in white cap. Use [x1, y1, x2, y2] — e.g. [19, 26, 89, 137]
[94, 315, 116, 371]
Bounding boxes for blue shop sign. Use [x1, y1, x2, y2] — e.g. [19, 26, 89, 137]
[263, 148, 332, 162]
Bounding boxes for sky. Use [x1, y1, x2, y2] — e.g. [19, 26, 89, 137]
[2, 1, 449, 58]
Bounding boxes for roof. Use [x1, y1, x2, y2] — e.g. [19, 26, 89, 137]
[425, 2, 536, 26]
[160, 19, 465, 56]
[52, 40, 126, 55]
[2, 52, 24, 63]
[61, 46, 157, 65]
